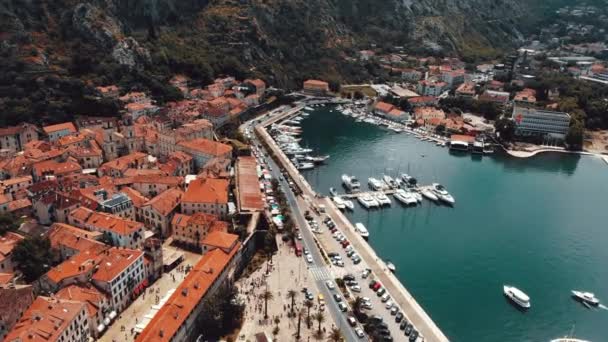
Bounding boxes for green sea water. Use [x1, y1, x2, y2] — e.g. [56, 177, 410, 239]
[298, 107, 608, 342]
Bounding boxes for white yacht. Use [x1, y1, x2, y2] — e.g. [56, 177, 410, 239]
[387, 261, 396, 272]
[355, 223, 370, 239]
[375, 192, 392, 206]
[358, 194, 379, 208]
[344, 200, 355, 211]
[329, 187, 338, 197]
[432, 183, 455, 205]
[382, 175, 399, 189]
[297, 162, 315, 170]
[503, 285, 531, 309]
[342, 174, 361, 192]
[421, 188, 439, 201]
[394, 189, 418, 206]
[332, 196, 346, 210]
[368, 177, 386, 191]
[571, 291, 600, 306]
[551, 339, 591, 342]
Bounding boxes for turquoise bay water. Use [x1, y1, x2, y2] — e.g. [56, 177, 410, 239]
[298, 108, 608, 342]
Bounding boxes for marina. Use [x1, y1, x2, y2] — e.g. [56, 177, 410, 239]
[296, 106, 608, 342]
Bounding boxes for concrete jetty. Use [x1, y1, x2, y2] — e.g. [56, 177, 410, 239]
[255, 109, 450, 342]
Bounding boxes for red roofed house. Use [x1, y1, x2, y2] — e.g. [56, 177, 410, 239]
[42, 122, 77, 142]
[134, 244, 240, 342]
[91, 247, 145, 312]
[141, 188, 184, 237]
[129, 174, 184, 198]
[244, 78, 267, 96]
[373, 101, 410, 123]
[171, 212, 229, 248]
[0, 123, 39, 153]
[0, 232, 25, 273]
[181, 177, 230, 218]
[303, 80, 330, 95]
[98, 152, 148, 178]
[32, 160, 82, 182]
[201, 230, 239, 254]
[56, 285, 110, 338]
[514, 88, 537, 105]
[177, 138, 233, 170]
[5, 296, 90, 342]
[69, 207, 145, 249]
[236, 157, 264, 213]
[456, 82, 476, 98]
[48, 223, 106, 260]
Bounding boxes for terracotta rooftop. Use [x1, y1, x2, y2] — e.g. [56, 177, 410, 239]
[7, 198, 32, 212]
[201, 231, 238, 250]
[120, 187, 149, 208]
[42, 122, 77, 134]
[374, 101, 395, 113]
[134, 246, 239, 342]
[0, 232, 24, 263]
[0, 272, 14, 285]
[56, 284, 107, 319]
[144, 188, 184, 216]
[5, 296, 87, 342]
[236, 157, 264, 211]
[48, 223, 106, 254]
[44, 248, 105, 284]
[303, 79, 329, 90]
[33, 160, 82, 178]
[178, 138, 233, 157]
[182, 178, 229, 204]
[86, 210, 144, 236]
[92, 247, 143, 283]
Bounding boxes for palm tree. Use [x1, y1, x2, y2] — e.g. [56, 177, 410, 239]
[328, 327, 343, 342]
[286, 289, 297, 313]
[260, 290, 274, 319]
[303, 299, 314, 326]
[352, 296, 364, 314]
[314, 311, 325, 334]
[296, 308, 305, 339]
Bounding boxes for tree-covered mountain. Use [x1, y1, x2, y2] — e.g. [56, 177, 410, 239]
[0, 0, 571, 126]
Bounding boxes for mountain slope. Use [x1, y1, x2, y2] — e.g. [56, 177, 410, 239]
[0, 0, 557, 125]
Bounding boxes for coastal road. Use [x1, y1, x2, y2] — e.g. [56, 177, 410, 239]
[246, 120, 361, 342]
[252, 111, 449, 342]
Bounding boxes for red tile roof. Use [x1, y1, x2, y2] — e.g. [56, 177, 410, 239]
[55, 284, 107, 319]
[182, 177, 229, 204]
[178, 138, 233, 157]
[201, 231, 238, 250]
[374, 101, 395, 113]
[5, 296, 86, 342]
[92, 248, 143, 282]
[144, 188, 184, 216]
[32, 160, 82, 178]
[42, 122, 77, 134]
[134, 246, 239, 342]
[236, 157, 264, 211]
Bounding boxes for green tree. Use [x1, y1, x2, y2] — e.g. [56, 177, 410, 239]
[261, 290, 274, 319]
[495, 118, 516, 141]
[328, 327, 343, 342]
[287, 289, 297, 314]
[12, 236, 55, 282]
[0, 214, 18, 235]
[304, 299, 314, 326]
[566, 121, 584, 150]
[314, 311, 325, 334]
[296, 308, 305, 339]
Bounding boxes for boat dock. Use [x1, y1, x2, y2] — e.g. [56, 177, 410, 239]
[337, 189, 397, 199]
[255, 111, 450, 342]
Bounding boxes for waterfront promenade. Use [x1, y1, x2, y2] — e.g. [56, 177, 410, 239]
[255, 109, 450, 341]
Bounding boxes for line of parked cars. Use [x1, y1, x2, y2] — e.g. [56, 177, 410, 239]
[368, 280, 423, 341]
[324, 216, 362, 265]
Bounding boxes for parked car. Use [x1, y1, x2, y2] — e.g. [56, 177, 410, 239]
[347, 316, 357, 327]
[380, 293, 390, 302]
[376, 287, 386, 296]
[399, 320, 408, 330]
[351, 285, 361, 292]
[395, 312, 404, 322]
[343, 274, 356, 281]
[333, 294, 343, 302]
[385, 300, 394, 309]
[325, 280, 335, 290]
[355, 328, 365, 338]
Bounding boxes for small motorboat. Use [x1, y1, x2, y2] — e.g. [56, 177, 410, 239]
[571, 290, 600, 306]
[344, 200, 355, 211]
[386, 261, 396, 273]
[503, 285, 531, 309]
[329, 187, 338, 197]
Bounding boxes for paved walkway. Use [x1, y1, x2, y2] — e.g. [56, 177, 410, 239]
[237, 237, 337, 341]
[99, 248, 202, 342]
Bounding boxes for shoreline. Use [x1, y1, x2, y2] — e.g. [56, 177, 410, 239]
[503, 146, 606, 159]
[255, 104, 450, 341]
